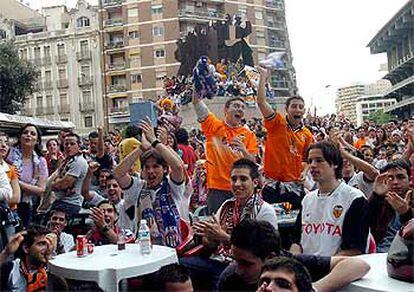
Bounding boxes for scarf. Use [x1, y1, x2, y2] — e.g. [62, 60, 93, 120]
[19, 260, 47, 292]
[140, 178, 181, 248]
[211, 193, 264, 262]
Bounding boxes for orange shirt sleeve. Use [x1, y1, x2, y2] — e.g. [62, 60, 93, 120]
[201, 112, 220, 135]
[245, 131, 259, 155]
[263, 112, 284, 131]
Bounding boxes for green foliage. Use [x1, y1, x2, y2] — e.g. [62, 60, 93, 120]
[0, 41, 39, 114]
[367, 109, 393, 125]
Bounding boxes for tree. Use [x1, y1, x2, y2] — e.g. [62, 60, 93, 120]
[0, 41, 39, 114]
[367, 109, 393, 125]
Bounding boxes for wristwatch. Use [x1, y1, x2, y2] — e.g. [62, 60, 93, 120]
[151, 139, 161, 148]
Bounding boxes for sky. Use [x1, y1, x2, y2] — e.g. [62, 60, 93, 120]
[29, 0, 408, 115]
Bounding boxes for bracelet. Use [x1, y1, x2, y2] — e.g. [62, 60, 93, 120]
[151, 139, 161, 148]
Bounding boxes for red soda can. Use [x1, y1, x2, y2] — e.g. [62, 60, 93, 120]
[76, 235, 86, 257]
[87, 243, 94, 254]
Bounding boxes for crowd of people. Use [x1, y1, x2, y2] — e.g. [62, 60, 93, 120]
[0, 66, 413, 291]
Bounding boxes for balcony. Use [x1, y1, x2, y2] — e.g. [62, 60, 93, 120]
[177, 9, 224, 22]
[266, 21, 285, 30]
[78, 76, 93, 87]
[109, 106, 129, 116]
[104, 18, 123, 27]
[108, 62, 126, 71]
[34, 82, 43, 92]
[269, 40, 285, 48]
[271, 79, 290, 89]
[32, 58, 42, 66]
[35, 107, 45, 115]
[107, 84, 127, 93]
[57, 79, 69, 88]
[56, 55, 67, 64]
[44, 81, 53, 90]
[79, 101, 95, 112]
[106, 40, 125, 49]
[58, 103, 71, 113]
[76, 50, 92, 61]
[102, 0, 125, 7]
[21, 108, 34, 116]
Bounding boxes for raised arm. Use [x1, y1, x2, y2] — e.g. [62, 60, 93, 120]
[341, 148, 379, 181]
[192, 91, 210, 122]
[81, 162, 99, 202]
[113, 145, 144, 189]
[96, 126, 105, 159]
[140, 119, 185, 183]
[257, 66, 275, 119]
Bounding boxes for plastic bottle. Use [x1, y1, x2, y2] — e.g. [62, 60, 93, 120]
[138, 219, 152, 255]
[117, 230, 126, 251]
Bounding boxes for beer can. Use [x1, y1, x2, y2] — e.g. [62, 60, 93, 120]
[76, 235, 86, 257]
[87, 243, 94, 254]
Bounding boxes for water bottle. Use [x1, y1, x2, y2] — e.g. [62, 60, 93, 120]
[117, 230, 126, 251]
[138, 219, 152, 255]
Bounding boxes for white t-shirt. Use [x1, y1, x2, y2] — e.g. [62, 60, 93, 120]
[300, 181, 366, 256]
[346, 172, 373, 199]
[60, 232, 75, 253]
[123, 176, 190, 221]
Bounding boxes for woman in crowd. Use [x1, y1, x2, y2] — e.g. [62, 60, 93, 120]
[45, 138, 64, 174]
[6, 124, 48, 228]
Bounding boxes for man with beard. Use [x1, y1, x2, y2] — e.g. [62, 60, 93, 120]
[369, 159, 414, 252]
[0, 227, 66, 291]
[192, 92, 258, 214]
[47, 208, 74, 254]
[257, 68, 313, 207]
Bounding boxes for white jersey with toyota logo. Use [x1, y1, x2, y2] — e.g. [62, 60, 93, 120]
[300, 181, 365, 256]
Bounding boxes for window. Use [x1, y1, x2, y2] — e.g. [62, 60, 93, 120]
[36, 96, 43, 108]
[129, 31, 139, 39]
[57, 44, 65, 56]
[0, 30, 6, 39]
[58, 68, 66, 80]
[83, 91, 92, 103]
[60, 93, 68, 104]
[151, 5, 163, 14]
[154, 49, 165, 58]
[81, 65, 90, 78]
[80, 40, 89, 52]
[128, 8, 138, 17]
[45, 71, 52, 83]
[77, 17, 90, 27]
[84, 116, 93, 128]
[153, 26, 164, 37]
[46, 95, 53, 107]
[131, 74, 142, 83]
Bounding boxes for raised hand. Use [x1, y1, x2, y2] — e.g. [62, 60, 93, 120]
[90, 207, 106, 230]
[139, 118, 157, 144]
[5, 231, 27, 256]
[373, 172, 390, 196]
[385, 191, 410, 215]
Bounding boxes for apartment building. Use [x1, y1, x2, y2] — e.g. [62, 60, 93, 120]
[0, 0, 104, 134]
[336, 79, 392, 124]
[100, 0, 296, 126]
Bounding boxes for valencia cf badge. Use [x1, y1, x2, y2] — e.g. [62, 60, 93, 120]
[333, 205, 343, 218]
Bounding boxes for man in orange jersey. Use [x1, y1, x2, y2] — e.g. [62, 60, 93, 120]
[192, 93, 258, 214]
[257, 67, 313, 208]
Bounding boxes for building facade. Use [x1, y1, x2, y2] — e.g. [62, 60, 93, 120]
[367, 0, 414, 119]
[100, 0, 296, 126]
[336, 79, 393, 125]
[0, 0, 104, 134]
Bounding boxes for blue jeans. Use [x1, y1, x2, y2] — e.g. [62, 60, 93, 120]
[180, 255, 229, 291]
[377, 213, 402, 253]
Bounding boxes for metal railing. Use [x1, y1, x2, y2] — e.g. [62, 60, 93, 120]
[102, 0, 125, 7]
[108, 62, 126, 71]
[108, 84, 127, 92]
[177, 9, 224, 20]
[106, 40, 125, 49]
[109, 106, 129, 115]
[104, 18, 123, 27]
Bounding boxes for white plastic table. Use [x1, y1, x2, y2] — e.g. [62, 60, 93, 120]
[48, 244, 178, 292]
[340, 253, 414, 292]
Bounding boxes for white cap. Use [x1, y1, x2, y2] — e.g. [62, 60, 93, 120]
[140, 219, 147, 224]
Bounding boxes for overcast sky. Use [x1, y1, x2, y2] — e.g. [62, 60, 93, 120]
[29, 0, 408, 114]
